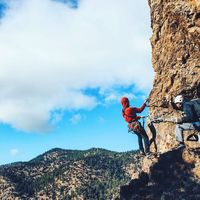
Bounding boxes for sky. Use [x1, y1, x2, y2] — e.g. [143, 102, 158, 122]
[0, 0, 153, 164]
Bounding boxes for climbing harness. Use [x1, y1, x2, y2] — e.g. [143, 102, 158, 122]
[128, 121, 142, 133]
[128, 116, 158, 152]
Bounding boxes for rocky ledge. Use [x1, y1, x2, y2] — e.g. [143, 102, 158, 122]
[120, 147, 200, 200]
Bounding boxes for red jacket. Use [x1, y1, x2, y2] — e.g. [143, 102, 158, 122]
[121, 97, 146, 123]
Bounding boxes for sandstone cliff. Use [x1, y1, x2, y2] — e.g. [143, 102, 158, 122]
[120, 1, 200, 199]
[148, 0, 200, 152]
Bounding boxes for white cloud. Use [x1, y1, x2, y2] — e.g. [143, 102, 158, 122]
[10, 148, 19, 156]
[70, 113, 82, 124]
[99, 88, 137, 104]
[0, 0, 153, 132]
[105, 93, 118, 102]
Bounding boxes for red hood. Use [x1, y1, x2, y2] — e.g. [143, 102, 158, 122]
[121, 97, 129, 109]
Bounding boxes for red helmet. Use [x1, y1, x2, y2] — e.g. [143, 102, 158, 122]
[121, 97, 129, 108]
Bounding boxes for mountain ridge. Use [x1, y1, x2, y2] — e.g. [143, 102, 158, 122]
[0, 147, 143, 199]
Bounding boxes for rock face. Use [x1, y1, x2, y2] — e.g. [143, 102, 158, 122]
[120, 148, 200, 200]
[120, 1, 200, 199]
[148, 0, 200, 152]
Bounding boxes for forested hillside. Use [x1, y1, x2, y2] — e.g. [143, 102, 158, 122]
[0, 148, 143, 199]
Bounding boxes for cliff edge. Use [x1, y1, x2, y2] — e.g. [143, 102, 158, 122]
[120, 0, 200, 199]
[148, 0, 200, 152]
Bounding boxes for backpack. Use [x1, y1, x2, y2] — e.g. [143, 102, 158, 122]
[187, 98, 200, 121]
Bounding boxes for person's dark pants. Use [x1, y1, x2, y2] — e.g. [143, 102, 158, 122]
[134, 122, 150, 154]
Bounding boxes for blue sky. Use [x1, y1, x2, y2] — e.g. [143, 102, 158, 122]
[0, 0, 153, 164]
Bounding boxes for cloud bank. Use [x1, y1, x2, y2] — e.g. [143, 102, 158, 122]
[0, 0, 153, 132]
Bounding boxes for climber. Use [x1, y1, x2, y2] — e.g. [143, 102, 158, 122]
[121, 97, 150, 155]
[172, 95, 200, 148]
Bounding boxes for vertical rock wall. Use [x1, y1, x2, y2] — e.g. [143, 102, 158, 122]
[148, 0, 200, 152]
